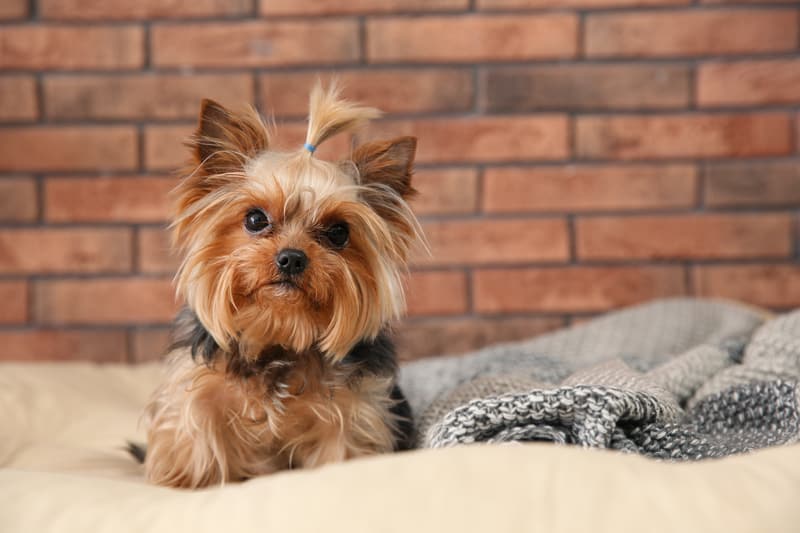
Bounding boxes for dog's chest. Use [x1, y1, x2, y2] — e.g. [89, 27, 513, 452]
[221, 352, 394, 468]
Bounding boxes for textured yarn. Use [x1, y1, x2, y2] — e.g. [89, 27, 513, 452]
[399, 299, 800, 458]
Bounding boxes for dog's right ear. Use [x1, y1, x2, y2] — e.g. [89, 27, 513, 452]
[189, 99, 269, 176]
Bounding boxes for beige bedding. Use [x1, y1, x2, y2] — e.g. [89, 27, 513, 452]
[2, 361, 799, 533]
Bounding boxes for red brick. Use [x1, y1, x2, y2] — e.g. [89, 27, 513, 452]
[396, 316, 565, 360]
[45, 176, 173, 223]
[262, 0, 466, 15]
[35, 278, 177, 324]
[259, 69, 474, 117]
[484, 164, 696, 213]
[0, 0, 27, 19]
[576, 214, 792, 260]
[796, 114, 800, 153]
[482, 65, 690, 111]
[697, 59, 800, 107]
[138, 228, 179, 274]
[576, 113, 792, 160]
[367, 14, 577, 63]
[131, 328, 172, 362]
[0, 127, 138, 172]
[368, 116, 568, 164]
[0, 177, 38, 221]
[479, 0, 687, 7]
[144, 125, 192, 171]
[152, 20, 359, 68]
[474, 266, 685, 313]
[694, 265, 800, 309]
[0, 26, 143, 70]
[44, 74, 254, 120]
[585, 9, 798, 58]
[702, 0, 797, 4]
[0, 281, 28, 324]
[41, 0, 252, 19]
[406, 271, 468, 316]
[417, 218, 569, 266]
[412, 168, 479, 216]
[0, 228, 132, 274]
[0, 330, 127, 362]
[0, 77, 37, 121]
[704, 161, 800, 207]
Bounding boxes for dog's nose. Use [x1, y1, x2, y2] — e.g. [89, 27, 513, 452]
[275, 249, 308, 275]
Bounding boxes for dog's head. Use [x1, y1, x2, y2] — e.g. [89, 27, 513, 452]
[172, 84, 424, 360]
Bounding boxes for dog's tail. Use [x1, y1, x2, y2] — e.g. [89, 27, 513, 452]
[126, 441, 147, 464]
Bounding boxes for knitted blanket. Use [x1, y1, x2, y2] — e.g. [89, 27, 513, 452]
[399, 299, 800, 458]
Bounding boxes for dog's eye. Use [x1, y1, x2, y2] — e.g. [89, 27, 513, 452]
[244, 209, 271, 234]
[323, 223, 349, 249]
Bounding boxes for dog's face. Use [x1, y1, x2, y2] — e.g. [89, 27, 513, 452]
[172, 92, 422, 360]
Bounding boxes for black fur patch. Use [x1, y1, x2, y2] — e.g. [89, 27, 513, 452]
[170, 307, 220, 364]
[389, 384, 415, 451]
[341, 330, 399, 378]
[343, 332, 415, 448]
[126, 441, 147, 463]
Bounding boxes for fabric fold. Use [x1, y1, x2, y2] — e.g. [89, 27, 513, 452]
[401, 298, 800, 459]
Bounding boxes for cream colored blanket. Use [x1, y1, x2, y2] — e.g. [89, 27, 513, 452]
[2, 355, 800, 532]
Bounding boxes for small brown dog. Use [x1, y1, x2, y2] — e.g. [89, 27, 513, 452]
[141, 84, 424, 488]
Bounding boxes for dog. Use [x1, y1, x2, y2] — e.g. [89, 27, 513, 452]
[139, 83, 424, 488]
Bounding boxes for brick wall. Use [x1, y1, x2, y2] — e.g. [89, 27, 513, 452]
[0, 0, 799, 363]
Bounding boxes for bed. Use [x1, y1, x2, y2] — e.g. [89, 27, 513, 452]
[3, 299, 800, 532]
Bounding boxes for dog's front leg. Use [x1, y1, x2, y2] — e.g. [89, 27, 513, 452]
[143, 353, 276, 488]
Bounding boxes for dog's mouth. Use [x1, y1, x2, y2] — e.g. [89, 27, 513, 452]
[268, 278, 303, 292]
[248, 277, 323, 307]
[245, 278, 311, 306]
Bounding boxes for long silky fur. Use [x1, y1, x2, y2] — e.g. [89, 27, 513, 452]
[141, 82, 422, 489]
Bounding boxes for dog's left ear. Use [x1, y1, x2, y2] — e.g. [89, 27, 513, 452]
[350, 136, 417, 198]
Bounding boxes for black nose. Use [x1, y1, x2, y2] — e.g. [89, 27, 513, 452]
[275, 248, 308, 275]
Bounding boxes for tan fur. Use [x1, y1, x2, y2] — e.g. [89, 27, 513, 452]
[305, 81, 381, 149]
[143, 82, 424, 488]
[145, 348, 397, 488]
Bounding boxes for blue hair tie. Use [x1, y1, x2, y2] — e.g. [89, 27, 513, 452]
[303, 142, 316, 154]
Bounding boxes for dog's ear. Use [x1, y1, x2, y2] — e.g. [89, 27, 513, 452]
[174, 100, 270, 221]
[190, 99, 269, 176]
[350, 136, 417, 198]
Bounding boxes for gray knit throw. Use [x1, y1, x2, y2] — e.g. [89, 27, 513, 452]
[399, 299, 800, 458]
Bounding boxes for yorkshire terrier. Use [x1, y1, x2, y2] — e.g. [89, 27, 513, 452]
[139, 83, 424, 488]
